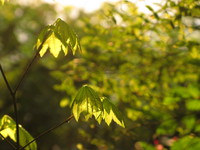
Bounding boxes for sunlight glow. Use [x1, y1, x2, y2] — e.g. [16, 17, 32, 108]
[43, 0, 163, 13]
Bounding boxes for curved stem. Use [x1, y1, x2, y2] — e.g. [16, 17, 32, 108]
[20, 115, 74, 150]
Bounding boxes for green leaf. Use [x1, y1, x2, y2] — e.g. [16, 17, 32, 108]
[71, 86, 125, 128]
[171, 136, 200, 150]
[145, 5, 154, 12]
[54, 18, 81, 55]
[186, 99, 200, 111]
[35, 18, 81, 57]
[139, 142, 156, 150]
[0, 115, 37, 150]
[71, 85, 103, 123]
[145, 5, 159, 19]
[102, 97, 125, 128]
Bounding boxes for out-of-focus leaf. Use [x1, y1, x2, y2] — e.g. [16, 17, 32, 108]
[186, 99, 200, 111]
[102, 97, 125, 128]
[181, 115, 196, 134]
[139, 142, 156, 150]
[156, 119, 177, 135]
[146, 5, 159, 19]
[35, 18, 81, 57]
[0, 0, 9, 5]
[171, 136, 200, 150]
[146, 5, 154, 12]
[0, 115, 37, 150]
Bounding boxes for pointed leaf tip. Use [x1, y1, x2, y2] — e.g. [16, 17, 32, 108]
[71, 86, 125, 128]
[71, 85, 103, 122]
[102, 97, 125, 128]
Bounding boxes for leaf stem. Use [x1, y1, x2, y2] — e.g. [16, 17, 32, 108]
[20, 115, 74, 150]
[0, 64, 19, 150]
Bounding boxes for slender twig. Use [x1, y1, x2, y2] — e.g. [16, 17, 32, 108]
[13, 48, 40, 94]
[0, 133, 17, 149]
[13, 31, 50, 94]
[1, 31, 50, 150]
[0, 64, 20, 149]
[20, 115, 74, 150]
[0, 64, 14, 95]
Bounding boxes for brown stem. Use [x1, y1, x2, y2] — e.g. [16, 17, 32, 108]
[20, 115, 74, 150]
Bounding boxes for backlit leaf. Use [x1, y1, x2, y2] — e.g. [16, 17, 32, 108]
[71, 85, 103, 122]
[102, 97, 125, 128]
[71, 86, 125, 127]
[35, 18, 81, 57]
[0, 115, 37, 150]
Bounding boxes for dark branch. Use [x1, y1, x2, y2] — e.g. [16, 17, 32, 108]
[0, 64, 14, 95]
[13, 48, 40, 94]
[0, 64, 20, 149]
[0, 133, 17, 149]
[20, 115, 74, 150]
[13, 31, 50, 94]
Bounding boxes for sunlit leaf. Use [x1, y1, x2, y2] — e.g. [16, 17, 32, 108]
[35, 18, 81, 57]
[71, 86, 125, 127]
[54, 18, 81, 55]
[102, 97, 125, 128]
[0, 115, 37, 150]
[71, 85, 103, 123]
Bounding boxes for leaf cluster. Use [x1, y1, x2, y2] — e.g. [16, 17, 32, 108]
[71, 85, 125, 127]
[35, 18, 81, 57]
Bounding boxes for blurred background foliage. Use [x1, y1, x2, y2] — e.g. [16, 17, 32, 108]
[0, 0, 200, 149]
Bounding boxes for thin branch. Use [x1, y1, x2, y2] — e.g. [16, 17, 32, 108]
[0, 133, 17, 149]
[20, 115, 74, 150]
[12, 96, 19, 150]
[1, 30, 50, 150]
[13, 31, 50, 94]
[0, 64, 19, 149]
[0, 64, 14, 95]
[13, 48, 40, 94]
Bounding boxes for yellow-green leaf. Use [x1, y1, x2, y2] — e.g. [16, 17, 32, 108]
[35, 18, 81, 57]
[0, 115, 37, 150]
[71, 85, 103, 122]
[102, 97, 125, 128]
[71, 86, 125, 127]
